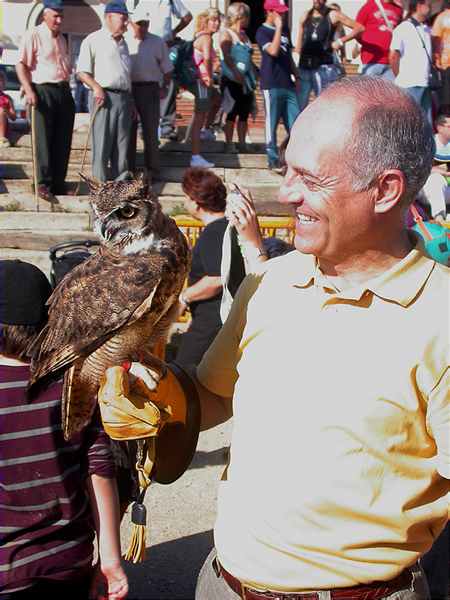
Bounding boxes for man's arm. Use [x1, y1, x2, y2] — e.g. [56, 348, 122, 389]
[389, 49, 400, 76]
[172, 12, 192, 39]
[264, 13, 284, 57]
[180, 275, 222, 306]
[77, 71, 105, 106]
[294, 11, 308, 55]
[330, 10, 365, 49]
[16, 62, 37, 107]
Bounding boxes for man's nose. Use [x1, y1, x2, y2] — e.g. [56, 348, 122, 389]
[278, 178, 305, 205]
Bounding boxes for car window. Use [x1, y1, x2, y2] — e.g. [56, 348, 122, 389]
[0, 65, 20, 91]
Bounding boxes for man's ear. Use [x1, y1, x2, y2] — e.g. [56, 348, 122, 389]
[373, 169, 406, 214]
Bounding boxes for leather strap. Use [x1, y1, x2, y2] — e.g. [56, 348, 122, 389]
[215, 559, 412, 600]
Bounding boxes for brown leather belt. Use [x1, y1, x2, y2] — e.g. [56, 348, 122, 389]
[214, 559, 413, 600]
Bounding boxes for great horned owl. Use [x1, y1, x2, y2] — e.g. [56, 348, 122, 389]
[29, 175, 191, 440]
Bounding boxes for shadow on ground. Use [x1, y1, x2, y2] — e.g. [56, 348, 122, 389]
[124, 529, 214, 600]
[189, 447, 228, 470]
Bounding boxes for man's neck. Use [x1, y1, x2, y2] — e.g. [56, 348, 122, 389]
[437, 132, 450, 146]
[318, 230, 413, 290]
[412, 12, 426, 23]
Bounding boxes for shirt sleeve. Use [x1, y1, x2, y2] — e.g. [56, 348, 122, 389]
[18, 29, 38, 71]
[426, 367, 450, 480]
[81, 409, 116, 478]
[356, 4, 369, 26]
[256, 28, 270, 53]
[77, 36, 94, 75]
[197, 272, 262, 398]
[390, 24, 403, 52]
[172, 0, 190, 19]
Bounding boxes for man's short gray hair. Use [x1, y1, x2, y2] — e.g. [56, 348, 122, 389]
[323, 77, 435, 203]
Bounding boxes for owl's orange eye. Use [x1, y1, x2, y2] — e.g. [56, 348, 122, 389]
[120, 206, 136, 219]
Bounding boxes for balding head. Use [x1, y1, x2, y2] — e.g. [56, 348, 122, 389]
[315, 77, 434, 204]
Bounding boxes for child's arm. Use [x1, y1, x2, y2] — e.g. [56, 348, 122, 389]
[86, 474, 129, 600]
[6, 95, 16, 121]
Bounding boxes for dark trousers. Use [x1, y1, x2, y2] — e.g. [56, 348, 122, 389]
[128, 82, 161, 176]
[160, 77, 177, 135]
[33, 82, 75, 191]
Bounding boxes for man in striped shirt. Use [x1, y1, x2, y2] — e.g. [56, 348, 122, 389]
[0, 260, 128, 600]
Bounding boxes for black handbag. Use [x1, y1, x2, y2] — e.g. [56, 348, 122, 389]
[410, 19, 443, 91]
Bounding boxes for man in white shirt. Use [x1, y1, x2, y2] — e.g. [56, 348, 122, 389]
[389, 0, 432, 123]
[158, 0, 192, 140]
[126, 4, 173, 181]
[77, 0, 132, 181]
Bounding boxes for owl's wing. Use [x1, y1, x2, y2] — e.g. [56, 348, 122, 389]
[29, 246, 164, 386]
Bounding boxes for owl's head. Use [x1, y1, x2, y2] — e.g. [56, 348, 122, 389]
[81, 173, 165, 249]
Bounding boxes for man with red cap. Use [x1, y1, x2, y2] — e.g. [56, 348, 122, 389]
[255, 0, 301, 172]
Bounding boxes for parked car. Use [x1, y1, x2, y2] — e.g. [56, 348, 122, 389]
[0, 63, 29, 131]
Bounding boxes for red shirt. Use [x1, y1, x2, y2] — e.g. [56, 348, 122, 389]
[356, 0, 403, 64]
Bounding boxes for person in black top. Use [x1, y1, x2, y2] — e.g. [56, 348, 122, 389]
[175, 168, 246, 366]
[295, 0, 363, 111]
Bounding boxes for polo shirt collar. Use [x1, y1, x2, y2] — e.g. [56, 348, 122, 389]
[290, 247, 436, 307]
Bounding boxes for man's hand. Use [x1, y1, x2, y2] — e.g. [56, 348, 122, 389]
[273, 12, 283, 29]
[89, 561, 128, 600]
[24, 88, 37, 107]
[93, 84, 106, 106]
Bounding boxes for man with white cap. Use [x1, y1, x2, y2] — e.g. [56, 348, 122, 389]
[126, 3, 173, 182]
[77, 0, 132, 181]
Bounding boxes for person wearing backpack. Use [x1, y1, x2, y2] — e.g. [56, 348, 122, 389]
[219, 2, 257, 154]
[187, 8, 222, 168]
[158, 0, 192, 141]
[389, 0, 433, 124]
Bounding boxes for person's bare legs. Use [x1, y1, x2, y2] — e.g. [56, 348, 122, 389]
[224, 120, 235, 143]
[237, 119, 248, 145]
[0, 108, 9, 140]
[191, 111, 206, 156]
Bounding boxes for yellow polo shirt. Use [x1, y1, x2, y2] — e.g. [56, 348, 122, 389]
[197, 248, 449, 591]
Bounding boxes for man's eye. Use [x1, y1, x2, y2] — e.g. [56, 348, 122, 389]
[120, 206, 136, 219]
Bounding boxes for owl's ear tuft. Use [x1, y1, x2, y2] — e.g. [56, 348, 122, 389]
[79, 173, 102, 192]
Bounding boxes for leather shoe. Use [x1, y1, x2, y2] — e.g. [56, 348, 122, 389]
[31, 184, 58, 203]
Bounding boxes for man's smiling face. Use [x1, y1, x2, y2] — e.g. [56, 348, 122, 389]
[279, 97, 376, 264]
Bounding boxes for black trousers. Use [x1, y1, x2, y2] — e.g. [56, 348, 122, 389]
[33, 82, 75, 192]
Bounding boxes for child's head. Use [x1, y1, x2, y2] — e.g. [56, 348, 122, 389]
[0, 260, 52, 361]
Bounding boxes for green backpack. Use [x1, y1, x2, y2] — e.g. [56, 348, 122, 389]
[169, 39, 198, 88]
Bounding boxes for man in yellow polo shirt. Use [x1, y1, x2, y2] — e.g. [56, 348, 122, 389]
[188, 77, 449, 599]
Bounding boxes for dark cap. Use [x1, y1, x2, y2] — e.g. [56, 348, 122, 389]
[43, 0, 64, 12]
[0, 260, 52, 326]
[104, 0, 129, 15]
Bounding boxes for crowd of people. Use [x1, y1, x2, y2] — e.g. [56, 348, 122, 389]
[1, 0, 447, 215]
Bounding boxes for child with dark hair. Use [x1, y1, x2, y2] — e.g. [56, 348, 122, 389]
[0, 260, 128, 600]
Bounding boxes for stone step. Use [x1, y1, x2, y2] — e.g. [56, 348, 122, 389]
[1, 147, 269, 169]
[1, 163, 283, 186]
[0, 187, 287, 216]
[0, 229, 99, 251]
[0, 211, 91, 231]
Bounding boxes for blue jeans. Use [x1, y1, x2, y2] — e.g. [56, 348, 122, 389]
[297, 64, 344, 112]
[361, 63, 395, 81]
[404, 86, 432, 126]
[262, 87, 300, 167]
[195, 549, 431, 600]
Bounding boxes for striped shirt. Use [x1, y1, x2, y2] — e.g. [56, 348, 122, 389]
[0, 364, 115, 593]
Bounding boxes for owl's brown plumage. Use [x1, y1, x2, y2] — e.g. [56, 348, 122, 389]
[29, 175, 191, 439]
